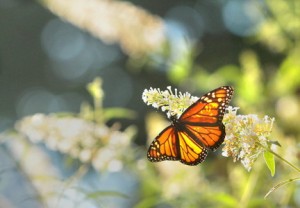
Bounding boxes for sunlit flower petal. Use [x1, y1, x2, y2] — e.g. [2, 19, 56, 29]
[222, 106, 275, 171]
[142, 86, 198, 118]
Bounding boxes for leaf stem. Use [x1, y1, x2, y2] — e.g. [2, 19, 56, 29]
[264, 147, 300, 198]
[267, 148, 300, 173]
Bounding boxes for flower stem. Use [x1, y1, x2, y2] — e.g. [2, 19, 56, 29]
[239, 159, 264, 207]
[264, 177, 300, 198]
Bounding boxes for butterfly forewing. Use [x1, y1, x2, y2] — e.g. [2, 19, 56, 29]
[180, 86, 233, 123]
[147, 86, 234, 165]
[179, 86, 233, 150]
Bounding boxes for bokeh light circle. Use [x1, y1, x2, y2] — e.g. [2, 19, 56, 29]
[16, 88, 67, 117]
[222, 0, 264, 36]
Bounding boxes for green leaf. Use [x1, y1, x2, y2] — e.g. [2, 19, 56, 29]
[264, 151, 276, 177]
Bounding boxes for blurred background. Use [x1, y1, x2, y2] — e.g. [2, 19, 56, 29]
[0, 0, 300, 207]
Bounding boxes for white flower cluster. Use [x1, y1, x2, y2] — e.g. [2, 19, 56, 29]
[222, 106, 275, 171]
[142, 86, 276, 171]
[142, 86, 198, 118]
[15, 114, 134, 172]
[44, 0, 165, 57]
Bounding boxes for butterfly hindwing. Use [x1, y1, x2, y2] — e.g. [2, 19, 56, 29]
[177, 130, 208, 165]
[147, 86, 234, 165]
[183, 123, 225, 151]
[147, 125, 208, 165]
[147, 126, 179, 162]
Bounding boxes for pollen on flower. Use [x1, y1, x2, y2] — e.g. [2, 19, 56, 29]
[142, 86, 198, 118]
[222, 107, 275, 171]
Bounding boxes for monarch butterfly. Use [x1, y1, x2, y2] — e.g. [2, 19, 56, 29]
[147, 86, 234, 165]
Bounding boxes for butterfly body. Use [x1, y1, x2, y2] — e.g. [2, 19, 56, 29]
[147, 86, 234, 166]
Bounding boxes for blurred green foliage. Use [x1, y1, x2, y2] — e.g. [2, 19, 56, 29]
[1, 0, 300, 207]
[138, 1, 300, 208]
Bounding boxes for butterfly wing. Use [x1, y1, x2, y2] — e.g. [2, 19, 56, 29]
[179, 86, 234, 151]
[176, 129, 208, 165]
[147, 125, 208, 165]
[147, 86, 233, 166]
[147, 126, 179, 162]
